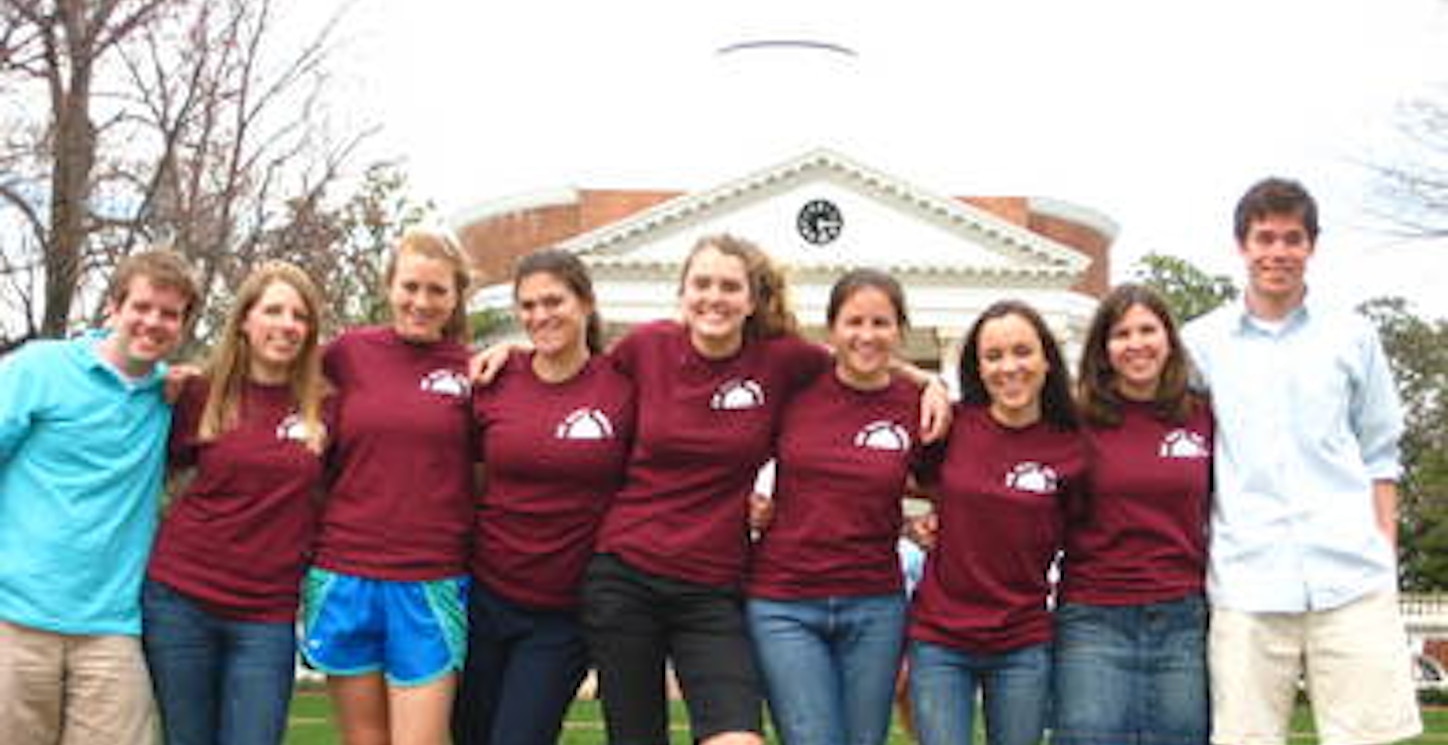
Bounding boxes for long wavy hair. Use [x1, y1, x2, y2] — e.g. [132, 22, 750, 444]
[199, 261, 329, 453]
[957, 299, 1077, 430]
[678, 234, 799, 340]
[1077, 283, 1201, 427]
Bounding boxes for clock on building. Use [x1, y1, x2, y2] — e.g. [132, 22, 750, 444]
[797, 199, 843, 245]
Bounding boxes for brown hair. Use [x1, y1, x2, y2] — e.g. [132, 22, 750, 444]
[1233, 177, 1318, 244]
[827, 268, 909, 330]
[513, 249, 603, 354]
[678, 234, 798, 340]
[957, 299, 1077, 430]
[1077, 283, 1200, 427]
[385, 229, 471, 342]
[198, 261, 330, 453]
[107, 248, 202, 324]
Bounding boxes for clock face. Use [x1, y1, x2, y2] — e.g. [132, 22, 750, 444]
[797, 199, 843, 245]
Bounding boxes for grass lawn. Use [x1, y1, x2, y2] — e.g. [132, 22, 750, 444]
[284, 690, 1448, 744]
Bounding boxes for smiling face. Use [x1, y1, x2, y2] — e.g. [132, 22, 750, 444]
[241, 279, 312, 383]
[1240, 211, 1313, 316]
[389, 249, 459, 343]
[830, 286, 901, 390]
[679, 245, 755, 357]
[516, 270, 591, 362]
[99, 275, 190, 377]
[1106, 302, 1170, 401]
[977, 312, 1049, 427]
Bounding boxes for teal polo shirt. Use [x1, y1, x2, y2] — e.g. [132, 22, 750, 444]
[0, 331, 171, 635]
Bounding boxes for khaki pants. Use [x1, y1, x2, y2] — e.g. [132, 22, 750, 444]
[1209, 591, 1423, 745]
[0, 620, 156, 745]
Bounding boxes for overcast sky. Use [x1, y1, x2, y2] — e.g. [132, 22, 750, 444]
[309, 0, 1448, 317]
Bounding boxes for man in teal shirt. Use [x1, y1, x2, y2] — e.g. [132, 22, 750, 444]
[0, 249, 199, 745]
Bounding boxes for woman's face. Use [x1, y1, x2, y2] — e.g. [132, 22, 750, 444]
[977, 312, 1049, 426]
[679, 245, 754, 354]
[241, 280, 311, 381]
[515, 271, 590, 360]
[389, 250, 458, 343]
[829, 286, 900, 390]
[1106, 302, 1170, 401]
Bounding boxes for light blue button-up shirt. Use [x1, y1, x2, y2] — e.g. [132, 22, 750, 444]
[0, 331, 171, 635]
[1184, 294, 1403, 613]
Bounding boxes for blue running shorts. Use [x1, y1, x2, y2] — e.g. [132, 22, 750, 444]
[300, 567, 469, 686]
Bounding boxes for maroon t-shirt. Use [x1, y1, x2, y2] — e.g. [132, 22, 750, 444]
[471, 352, 635, 609]
[313, 326, 475, 580]
[909, 404, 1087, 654]
[748, 372, 922, 599]
[596, 320, 830, 588]
[147, 376, 325, 622]
[1061, 400, 1213, 605]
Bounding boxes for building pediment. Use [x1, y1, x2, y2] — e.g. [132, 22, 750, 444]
[556, 148, 1089, 284]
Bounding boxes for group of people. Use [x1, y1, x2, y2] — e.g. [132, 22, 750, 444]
[0, 176, 1424, 745]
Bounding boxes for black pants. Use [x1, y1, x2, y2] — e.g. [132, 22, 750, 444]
[451, 583, 589, 745]
[581, 553, 763, 745]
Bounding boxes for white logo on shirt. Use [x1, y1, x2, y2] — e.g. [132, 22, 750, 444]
[1005, 462, 1059, 494]
[710, 379, 766, 410]
[1159, 429, 1210, 459]
[556, 408, 615, 440]
[275, 413, 309, 442]
[854, 420, 911, 451]
[419, 369, 470, 398]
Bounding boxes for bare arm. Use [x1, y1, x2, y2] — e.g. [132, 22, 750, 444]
[888, 360, 951, 444]
[1373, 479, 1398, 550]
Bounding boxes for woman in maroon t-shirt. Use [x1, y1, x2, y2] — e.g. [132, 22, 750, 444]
[581, 234, 829, 745]
[143, 261, 330, 745]
[908, 299, 1085, 745]
[1054, 284, 1213, 745]
[451, 250, 635, 745]
[301, 230, 476, 745]
[745, 269, 923, 745]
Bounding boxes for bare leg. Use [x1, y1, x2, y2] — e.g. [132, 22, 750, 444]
[388, 672, 456, 745]
[329, 673, 390, 745]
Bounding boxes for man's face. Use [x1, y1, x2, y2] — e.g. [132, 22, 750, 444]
[1239, 212, 1314, 308]
[100, 276, 189, 376]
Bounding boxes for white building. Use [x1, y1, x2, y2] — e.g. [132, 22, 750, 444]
[456, 148, 1117, 384]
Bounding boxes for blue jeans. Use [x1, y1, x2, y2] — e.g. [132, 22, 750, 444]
[451, 583, 589, 745]
[908, 640, 1051, 745]
[1052, 596, 1209, 745]
[141, 579, 298, 745]
[746, 593, 907, 745]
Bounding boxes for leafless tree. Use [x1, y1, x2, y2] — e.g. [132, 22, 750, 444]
[0, 0, 366, 351]
[1364, 84, 1448, 241]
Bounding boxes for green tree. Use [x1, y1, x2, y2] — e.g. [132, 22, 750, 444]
[1130, 252, 1238, 322]
[1359, 297, 1448, 590]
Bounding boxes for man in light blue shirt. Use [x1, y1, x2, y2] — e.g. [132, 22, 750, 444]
[1185, 178, 1421, 745]
[0, 249, 198, 745]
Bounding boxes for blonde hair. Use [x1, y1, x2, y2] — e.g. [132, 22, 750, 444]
[679, 234, 798, 340]
[385, 229, 471, 343]
[199, 261, 330, 453]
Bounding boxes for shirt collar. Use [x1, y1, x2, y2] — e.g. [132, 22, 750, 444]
[1232, 287, 1313, 335]
[75, 329, 167, 390]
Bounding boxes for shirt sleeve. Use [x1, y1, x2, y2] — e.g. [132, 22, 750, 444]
[772, 335, 831, 394]
[0, 345, 45, 464]
[1350, 322, 1404, 481]
[167, 376, 207, 469]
